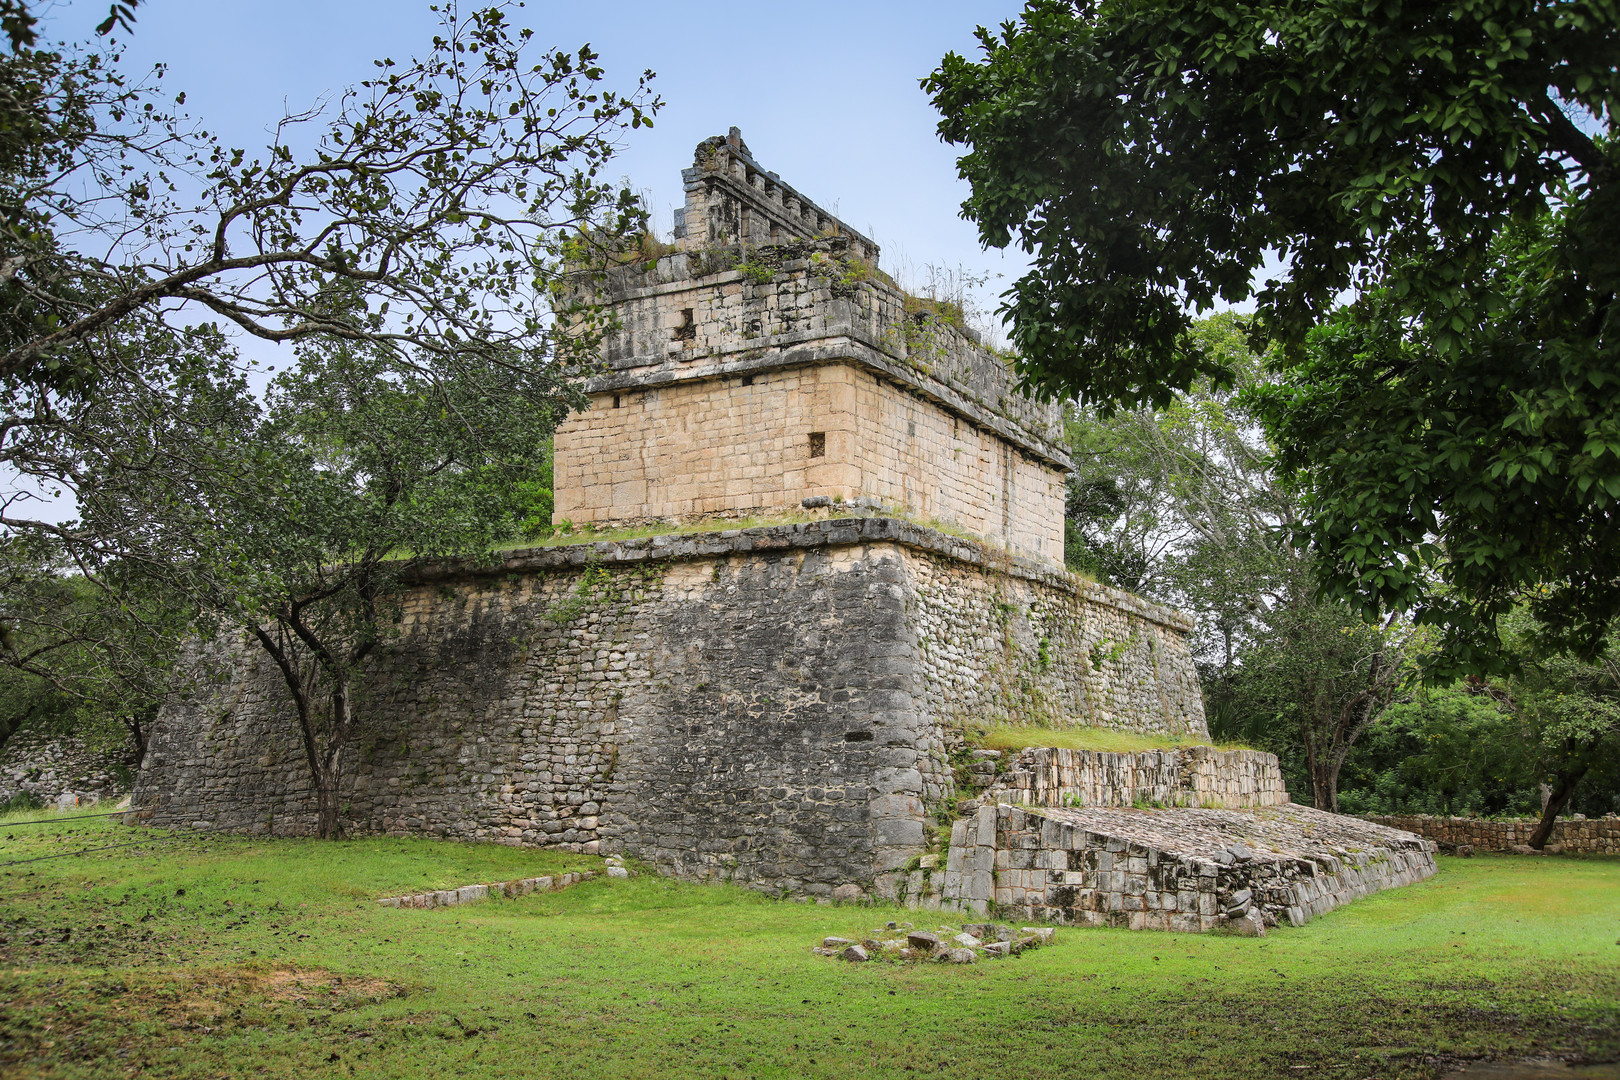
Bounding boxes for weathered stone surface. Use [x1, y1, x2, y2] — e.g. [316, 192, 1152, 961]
[133, 520, 1205, 896]
[822, 937, 855, 948]
[841, 944, 869, 962]
[944, 948, 978, 964]
[554, 132, 1067, 564]
[0, 729, 139, 808]
[906, 930, 941, 952]
[931, 802, 1437, 933]
[984, 746, 1286, 811]
[376, 871, 594, 910]
[1228, 910, 1266, 937]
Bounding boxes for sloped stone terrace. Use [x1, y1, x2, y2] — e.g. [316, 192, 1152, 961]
[942, 802, 1436, 933]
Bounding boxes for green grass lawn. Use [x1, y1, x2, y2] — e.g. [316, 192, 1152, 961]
[2, 811, 1616, 1079]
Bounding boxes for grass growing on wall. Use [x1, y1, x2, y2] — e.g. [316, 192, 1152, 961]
[490, 508, 1085, 576]
[2, 815, 1617, 1079]
[974, 724, 1253, 755]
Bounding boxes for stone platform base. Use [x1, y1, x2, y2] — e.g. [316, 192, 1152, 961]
[934, 802, 1437, 932]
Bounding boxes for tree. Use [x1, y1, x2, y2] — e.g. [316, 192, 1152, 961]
[2, 4, 658, 837]
[1260, 210, 1620, 675]
[1064, 315, 1296, 672]
[1063, 316, 1425, 805]
[2, 1, 657, 538]
[0, 534, 184, 763]
[1231, 587, 1421, 812]
[926, 0, 1618, 666]
[1496, 613, 1620, 847]
[71, 330, 563, 837]
[1333, 684, 1540, 819]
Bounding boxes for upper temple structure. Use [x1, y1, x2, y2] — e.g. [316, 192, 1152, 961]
[553, 127, 1070, 564]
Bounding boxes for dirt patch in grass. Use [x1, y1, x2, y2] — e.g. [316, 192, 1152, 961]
[0, 965, 405, 1075]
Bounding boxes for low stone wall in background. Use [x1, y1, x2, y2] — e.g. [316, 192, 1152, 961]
[984, 747, 1287, 811]
[1365, 814, 1620, 854]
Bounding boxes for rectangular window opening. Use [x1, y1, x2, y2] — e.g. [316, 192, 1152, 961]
[808, 432, 826, 458]
[612, 394, 622, 409]
[673, 308, 696, 343]
[741, 374, 754, 387]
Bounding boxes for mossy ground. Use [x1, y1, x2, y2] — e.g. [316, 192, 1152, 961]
[1, 810, 1616, 1079]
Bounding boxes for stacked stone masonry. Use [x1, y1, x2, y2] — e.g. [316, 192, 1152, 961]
[938, 803, 1437, 931]
[553, 129, 1069, 563]
[1367, 814, 1620, 855]
[984, 747, 1288, 810]
[133, 519, 1206, 898]
[0, 730, 138, 808]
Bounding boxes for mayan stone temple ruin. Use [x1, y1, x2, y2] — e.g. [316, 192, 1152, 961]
[132, 130, 1436, 932]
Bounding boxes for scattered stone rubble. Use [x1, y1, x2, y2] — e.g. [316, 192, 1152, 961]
[812, 919, 1057, 963]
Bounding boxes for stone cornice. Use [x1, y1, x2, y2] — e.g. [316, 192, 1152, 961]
[409, 517, 1194, 633]
[582, 259, 1070, 469]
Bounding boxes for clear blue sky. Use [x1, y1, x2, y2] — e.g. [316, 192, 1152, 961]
[41, 0, 1033, 307]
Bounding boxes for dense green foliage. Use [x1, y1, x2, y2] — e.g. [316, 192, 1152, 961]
[929, 0, 1619, 669]
[1, 818, 1616, 1078]
[0, 539, 183, 763]
[1064, 316, 1423, 810]
[1332, 683, 1620, 819]
[0, 4, 655, 836]
[1259, 206, 1620, 674]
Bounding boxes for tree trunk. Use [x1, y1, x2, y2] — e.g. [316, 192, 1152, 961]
[1308, 757, 1338, 813]
[313, 679, 353, 840]
[313, 746, 344, 840]
[123, 711, 151, 765]
[1528, 769, 1586, 850]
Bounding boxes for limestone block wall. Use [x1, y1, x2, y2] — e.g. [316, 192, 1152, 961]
[984, 747, 1286, 810]
[555, 130, 1070, 564]
[138, 537, 943, 897]
[554, 363, 1065, 563]
[905, 551, 1206, 736]
[132, 520, 1205, 897]
[939, 803, 1437, 931]
[1366, 814, 1620, 854]
[578, 241, 1066, 459]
